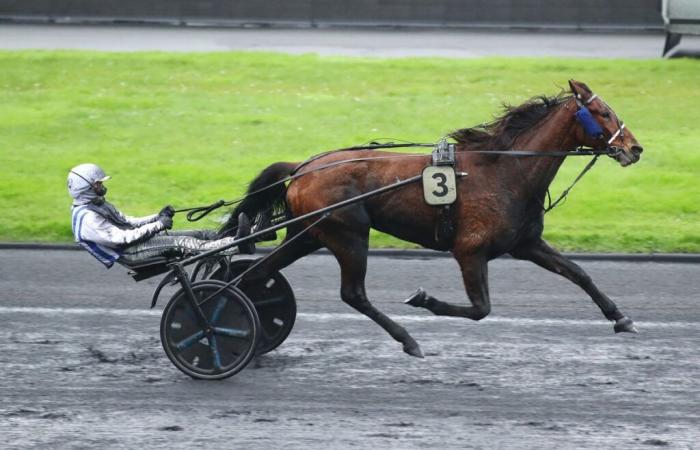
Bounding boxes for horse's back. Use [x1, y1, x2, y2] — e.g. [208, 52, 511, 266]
[286, 150, 454, 250]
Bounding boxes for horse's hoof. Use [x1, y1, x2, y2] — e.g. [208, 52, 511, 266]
[614, 316, 638, 334]
[403, 342, 424, 358]
[403, 287, 427, 307]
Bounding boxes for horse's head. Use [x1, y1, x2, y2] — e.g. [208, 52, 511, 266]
[568, 79, 643, 167]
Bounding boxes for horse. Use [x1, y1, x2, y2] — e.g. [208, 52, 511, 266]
[219, 79, 643, 358]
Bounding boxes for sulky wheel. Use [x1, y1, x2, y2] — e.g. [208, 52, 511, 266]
[160, 280, 259, 380]
[209, 259, 296, 355]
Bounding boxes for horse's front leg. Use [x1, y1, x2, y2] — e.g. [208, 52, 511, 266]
[510, 238, 637, 333]
[405, 253, 491, 321]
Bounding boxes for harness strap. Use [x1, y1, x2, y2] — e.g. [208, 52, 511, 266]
[292, 142, 434, 174]
[607, 124, 625, 145]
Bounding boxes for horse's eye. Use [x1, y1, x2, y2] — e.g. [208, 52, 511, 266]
[601, 111, 611, 119]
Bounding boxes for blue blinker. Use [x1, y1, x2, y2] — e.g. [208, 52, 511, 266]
[575, 106, 603, 138]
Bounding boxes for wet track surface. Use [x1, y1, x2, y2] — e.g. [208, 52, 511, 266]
[1, 249, 699, 448]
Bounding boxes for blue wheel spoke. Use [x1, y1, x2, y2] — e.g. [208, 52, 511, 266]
[210, 296, 228, 325]
[209, 335, 222, 370]
[213, 327, 250, 338]
[174, 330, 205, 351]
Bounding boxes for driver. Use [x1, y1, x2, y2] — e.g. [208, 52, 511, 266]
[67, 163, 253, 268]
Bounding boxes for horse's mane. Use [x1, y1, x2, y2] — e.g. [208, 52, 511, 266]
[449, 93, 570, 152]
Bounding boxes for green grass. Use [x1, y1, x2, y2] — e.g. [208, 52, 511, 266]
[1, 51, 698, 252]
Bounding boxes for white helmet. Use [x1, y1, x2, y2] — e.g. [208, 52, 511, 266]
[67, 163, 111, 200]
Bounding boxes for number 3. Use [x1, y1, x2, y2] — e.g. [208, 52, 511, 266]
[432, 173, 449, 197]
[422, 166, 458, 205]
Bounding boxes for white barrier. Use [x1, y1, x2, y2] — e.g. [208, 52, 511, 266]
[662, 0, 700, 55]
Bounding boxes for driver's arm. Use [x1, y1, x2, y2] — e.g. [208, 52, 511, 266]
[77, 210, 166, 248]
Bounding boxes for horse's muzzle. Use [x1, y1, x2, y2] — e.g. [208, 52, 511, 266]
[631, 145, 644, 159]
[612, 145, 642, 167]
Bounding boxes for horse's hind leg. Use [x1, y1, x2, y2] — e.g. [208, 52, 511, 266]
[323, 228, 424, 358]
[405, 252, 492, 321]
[510, 238, 636, 333]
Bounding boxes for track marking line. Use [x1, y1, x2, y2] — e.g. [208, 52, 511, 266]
[0, 306, 695, 329]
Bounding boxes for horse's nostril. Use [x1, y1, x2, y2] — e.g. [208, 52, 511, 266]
[631, 145, 643, 155]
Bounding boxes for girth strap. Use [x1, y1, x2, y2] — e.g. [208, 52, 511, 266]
[434, 205, 456, 250]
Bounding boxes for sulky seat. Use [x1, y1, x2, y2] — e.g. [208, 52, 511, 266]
[119, 256, 176, 281]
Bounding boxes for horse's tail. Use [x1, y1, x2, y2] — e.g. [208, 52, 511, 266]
[218, 162, 297, 238]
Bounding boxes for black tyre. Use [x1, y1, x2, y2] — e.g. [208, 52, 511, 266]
[210, 259, 296, 355]
[160, 280, 259, 380]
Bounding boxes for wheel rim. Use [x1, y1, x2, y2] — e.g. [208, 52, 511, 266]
[210, 259, 296, 355]
[161, 281, 258, 379]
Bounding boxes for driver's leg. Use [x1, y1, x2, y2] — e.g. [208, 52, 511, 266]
[119, 234, 249, 266]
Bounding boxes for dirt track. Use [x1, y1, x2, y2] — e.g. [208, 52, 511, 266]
[1, 249, 699, 448]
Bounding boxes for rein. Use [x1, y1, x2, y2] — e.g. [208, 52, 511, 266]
[175, 91, 627, 223]
[543, 154, 601, 213]
[174, 200, 230, 222]
[175, 144, 616, 221]
[174, 142, 432, 221]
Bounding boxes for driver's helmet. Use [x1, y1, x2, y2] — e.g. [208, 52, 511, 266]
[67, 163, 111, 200]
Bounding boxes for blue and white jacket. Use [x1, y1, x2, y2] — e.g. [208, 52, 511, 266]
[71, 203, 163, 268]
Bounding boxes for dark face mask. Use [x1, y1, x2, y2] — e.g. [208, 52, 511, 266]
[93, 184, 107, 197]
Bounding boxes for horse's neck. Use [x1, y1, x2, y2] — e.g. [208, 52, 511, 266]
[511, 100, 579, 197]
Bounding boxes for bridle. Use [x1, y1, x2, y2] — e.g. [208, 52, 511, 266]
[574, 92, 626, 158]
[529, 92, 629, 212]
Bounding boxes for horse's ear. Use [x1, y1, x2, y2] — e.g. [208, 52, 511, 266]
[568, 79, 582, 97]
[568, 79, 592, 100]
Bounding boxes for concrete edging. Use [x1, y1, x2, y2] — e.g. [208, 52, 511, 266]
[0, 17, 665, 32]
[2, 242, 698, 263]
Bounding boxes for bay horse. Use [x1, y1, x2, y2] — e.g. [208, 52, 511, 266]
[220, 80, 643, 358]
